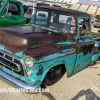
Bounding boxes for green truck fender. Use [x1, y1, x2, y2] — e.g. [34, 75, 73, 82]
[0, 0, 31, 27]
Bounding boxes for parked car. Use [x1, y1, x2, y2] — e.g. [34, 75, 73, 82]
[0, 6, 100, 92]
[93, 14, 100, 28]
[0, 0, 31, 27]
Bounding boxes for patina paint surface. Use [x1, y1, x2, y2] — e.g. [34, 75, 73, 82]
[0, 6, 100, 86]
[0, 25, 75, 54]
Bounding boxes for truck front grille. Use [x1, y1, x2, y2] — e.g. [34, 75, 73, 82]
[0, 50, 27, 77]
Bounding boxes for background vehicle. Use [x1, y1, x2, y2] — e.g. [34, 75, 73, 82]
[93, 14, 100, 28]
[0, 0, 31, 27]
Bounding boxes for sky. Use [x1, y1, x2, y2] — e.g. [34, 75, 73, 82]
[80, 0, 100, 5]
[80, 0, 95, 4]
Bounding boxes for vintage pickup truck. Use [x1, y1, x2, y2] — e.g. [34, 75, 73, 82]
[0, 6, 99, 92]
[0, 0, 31, 27]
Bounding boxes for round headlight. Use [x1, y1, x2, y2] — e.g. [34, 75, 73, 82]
[23, 57, 35, 69]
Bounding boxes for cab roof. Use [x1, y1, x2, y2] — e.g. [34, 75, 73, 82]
[37, 6, 91, 18]
[3, 0, 22, 3]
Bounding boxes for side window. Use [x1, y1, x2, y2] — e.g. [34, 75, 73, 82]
[8, 3, 21, 15]
[35, 11, 48, 25]
[79, 19, 90, 35]
[59, 15, 76, 34]
[2, 3, 9, 14]
[2, 3, 21, 15]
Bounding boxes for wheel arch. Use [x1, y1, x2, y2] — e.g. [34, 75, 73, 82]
[41, 61, 69, 84]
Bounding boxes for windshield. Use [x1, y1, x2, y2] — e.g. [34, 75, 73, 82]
[30, 9, 76, 34]
[0, 1, 5, 10]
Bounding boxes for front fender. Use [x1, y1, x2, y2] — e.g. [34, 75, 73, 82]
[39, 53, 77, 83]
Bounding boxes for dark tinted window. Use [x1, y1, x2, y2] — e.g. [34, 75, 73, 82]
[8, 3, 21, 15]
[0, 1, 5, 10]
[2, 3, 21, 15]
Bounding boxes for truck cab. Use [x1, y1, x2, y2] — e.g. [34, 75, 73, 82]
[0, 0, 31, 27]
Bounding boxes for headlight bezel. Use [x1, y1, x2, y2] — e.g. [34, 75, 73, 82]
[23, 57, 35, 69]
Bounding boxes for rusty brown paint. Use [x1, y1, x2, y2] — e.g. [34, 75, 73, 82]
[36, 80, 41, 82]
[39, 64, 42, 68]
[46, 61, 65, 71]
[0, 24, 77, 60]
[36, 67, 43, 76]
[93, 47, 99, 55]
[25, 78, 32, 81]
[76, 64, 80, 68]
[0, 25, 69, 53]
[34, 80, 41, 85]
[24, 41, 94, 60]
[37, 6, 90, 18]
[0, 10, 92, 62]
[79, 56, 81, 59]
[77, 41, 94, 55]
[46, 66, 51, 71]
[23, 44, 77, 60]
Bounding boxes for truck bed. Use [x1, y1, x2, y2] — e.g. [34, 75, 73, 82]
[92, 32, 100, 37]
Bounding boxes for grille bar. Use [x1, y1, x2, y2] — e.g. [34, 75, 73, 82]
[0, 50, 27, 77]
[0, 55, 21, 72]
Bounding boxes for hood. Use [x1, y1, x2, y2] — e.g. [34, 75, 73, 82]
[0, 24, 70, 54]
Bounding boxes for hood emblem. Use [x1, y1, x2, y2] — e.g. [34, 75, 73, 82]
[0, 44, 12, 54]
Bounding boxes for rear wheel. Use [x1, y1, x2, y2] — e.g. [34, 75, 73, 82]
[44, 65, 63, 86]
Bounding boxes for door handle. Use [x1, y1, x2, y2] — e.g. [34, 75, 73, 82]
[1, 16, 5, 18]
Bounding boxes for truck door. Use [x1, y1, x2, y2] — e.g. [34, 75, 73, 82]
[1, 2, 25, 27]
[74, 18, 94, 72]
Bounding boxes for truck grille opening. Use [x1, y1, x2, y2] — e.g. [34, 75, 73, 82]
[0, 50, 27, 76]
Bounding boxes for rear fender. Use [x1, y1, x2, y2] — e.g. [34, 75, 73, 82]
[89, 41, 100, 65]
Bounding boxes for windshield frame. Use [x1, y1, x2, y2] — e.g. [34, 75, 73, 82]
[30, 8, 77, 35]
[0, 0, 5, 10]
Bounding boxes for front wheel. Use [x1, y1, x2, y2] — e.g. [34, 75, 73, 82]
[44, 65, 63, 86]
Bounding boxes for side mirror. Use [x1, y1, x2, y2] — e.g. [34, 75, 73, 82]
[8, 12, 12, 16]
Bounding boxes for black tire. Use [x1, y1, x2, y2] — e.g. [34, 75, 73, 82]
[44, 65, 63, 86]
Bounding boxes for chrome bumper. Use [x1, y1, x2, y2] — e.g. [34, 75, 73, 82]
[0, 70, 41, 93]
